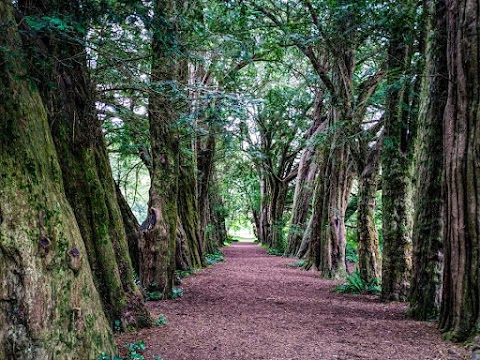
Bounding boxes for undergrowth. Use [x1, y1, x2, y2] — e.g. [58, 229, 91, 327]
[286, 259, 306, 268]
[154, 314, 167, 326]
[267, 248, 284, 257]
[97, 341, 163, 360]
[335, 270, 381, 295]
[205, 249, 225, 265]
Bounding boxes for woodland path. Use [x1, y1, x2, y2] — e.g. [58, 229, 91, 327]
[117, 243, 467, 360]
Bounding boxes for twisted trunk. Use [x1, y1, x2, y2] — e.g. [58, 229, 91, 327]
[284, 144, 318, 256]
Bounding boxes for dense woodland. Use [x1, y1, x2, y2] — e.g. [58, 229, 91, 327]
[0, 0, 479, 358]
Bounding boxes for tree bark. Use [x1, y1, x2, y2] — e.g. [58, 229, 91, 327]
[409, 0, 447, 321]
[18, 0, 151, 328]
[356, 136, 382, 284]
[439, 0, 480, 341]
[0, 2, 115, 357]
[284, 140, 318, 256]
[116, 184, 141, 275]
[177, 158, 203, 269]
[381, 4, 417, 300]
[139, 0, 180, 298]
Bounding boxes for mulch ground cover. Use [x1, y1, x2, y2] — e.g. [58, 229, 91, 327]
[116, 242, 468, 360]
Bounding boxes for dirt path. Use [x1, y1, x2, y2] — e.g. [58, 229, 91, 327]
[117, 243, 467, 360]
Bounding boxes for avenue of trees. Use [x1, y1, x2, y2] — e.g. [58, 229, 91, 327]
[1, 0, 479, 358]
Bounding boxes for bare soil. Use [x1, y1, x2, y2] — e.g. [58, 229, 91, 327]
[117, 242, 468, 360]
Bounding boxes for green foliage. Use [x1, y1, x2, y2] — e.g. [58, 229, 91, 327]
[145, 291, 163, 301]
[153, 314, 167, 326]
[113, 319, 122, 333]
[175, 269, 193, 279]
[171, 287, 184, 299]
[97, 340, 164, 360]
[267, 248, 284, 257]
[346, 238, 358, 263]
[335, 271, 381, 295]
[286, 260, 306, 268]
[205, 249, 225, 265]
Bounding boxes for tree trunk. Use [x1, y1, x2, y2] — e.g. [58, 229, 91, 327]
[284, 144, 318, 256]
[18, 0, 150, 328]
[356, 143, 382, 284]
[116, 184, 141, 276]
[197, 134, 216, 253]
[177, 159, 203, 269]
[409, 0, 447, 321]
[381, 7, 416, 300]
[439, 0, 480, 341]
[0, 2, 115, 357]
[140, 0, 180, 298]
[269, 178, 289, 251]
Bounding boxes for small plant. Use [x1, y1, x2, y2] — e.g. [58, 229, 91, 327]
[335, 270, 381, 295]
[286, 259, 306, 268]
[146, 291, 163, 301]
[97, 340, 163, 360]
[113, 319, 122, 333]
[267, 248, 284, 257]
[171, 287, 184, 299]
[154, 314, 167, 326]
[175, 268, 193, 279]
[205, 249, 225, 265]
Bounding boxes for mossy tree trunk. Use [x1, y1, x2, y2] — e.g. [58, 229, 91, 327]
[439, 0, 480, 341]
[284, 145, 317, 256]
[18, 0, 151, 328]
[116, 183, 141, 275]
[409, 0, 447, 321]
[356, 140, 382, 284]
[140, 0, 183, 298]
[0, 2, 115, 358]
[285, 100, 324, 257]
[197, 133, 216, 252]
[381, 2, 418, 301]
[177, 154, 204, 269]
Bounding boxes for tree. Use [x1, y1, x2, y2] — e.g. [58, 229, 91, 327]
[0, 1, 115, 357]
[439, 0, 480, 341]
[139, 0, 182, 298]
[409, 0, 447, 321]
[380, 0, 421, 301]
[18, 0, 151, 328]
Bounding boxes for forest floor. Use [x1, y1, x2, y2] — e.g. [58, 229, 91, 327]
[116, 242, 468, 360]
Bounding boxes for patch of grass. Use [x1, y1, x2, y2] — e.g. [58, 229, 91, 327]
[205, 249, 225, 265]
[153, 314, 167, 326]
[286, 259, 306, 268]
[335, 270, 381, 295]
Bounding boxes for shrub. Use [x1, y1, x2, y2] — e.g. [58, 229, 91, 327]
[205, 249, 225, 265]
[267, 248, 284, 257]
[286, 259, 306, 268]
[154, 314, 167, 326]
[335, 270, 381, 295]
[171, 287, 184, 299]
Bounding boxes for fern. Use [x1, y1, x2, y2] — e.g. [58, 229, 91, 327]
[336, 270, 381, 295]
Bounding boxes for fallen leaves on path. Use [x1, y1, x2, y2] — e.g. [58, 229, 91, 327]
[116, 243, 467, 360]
